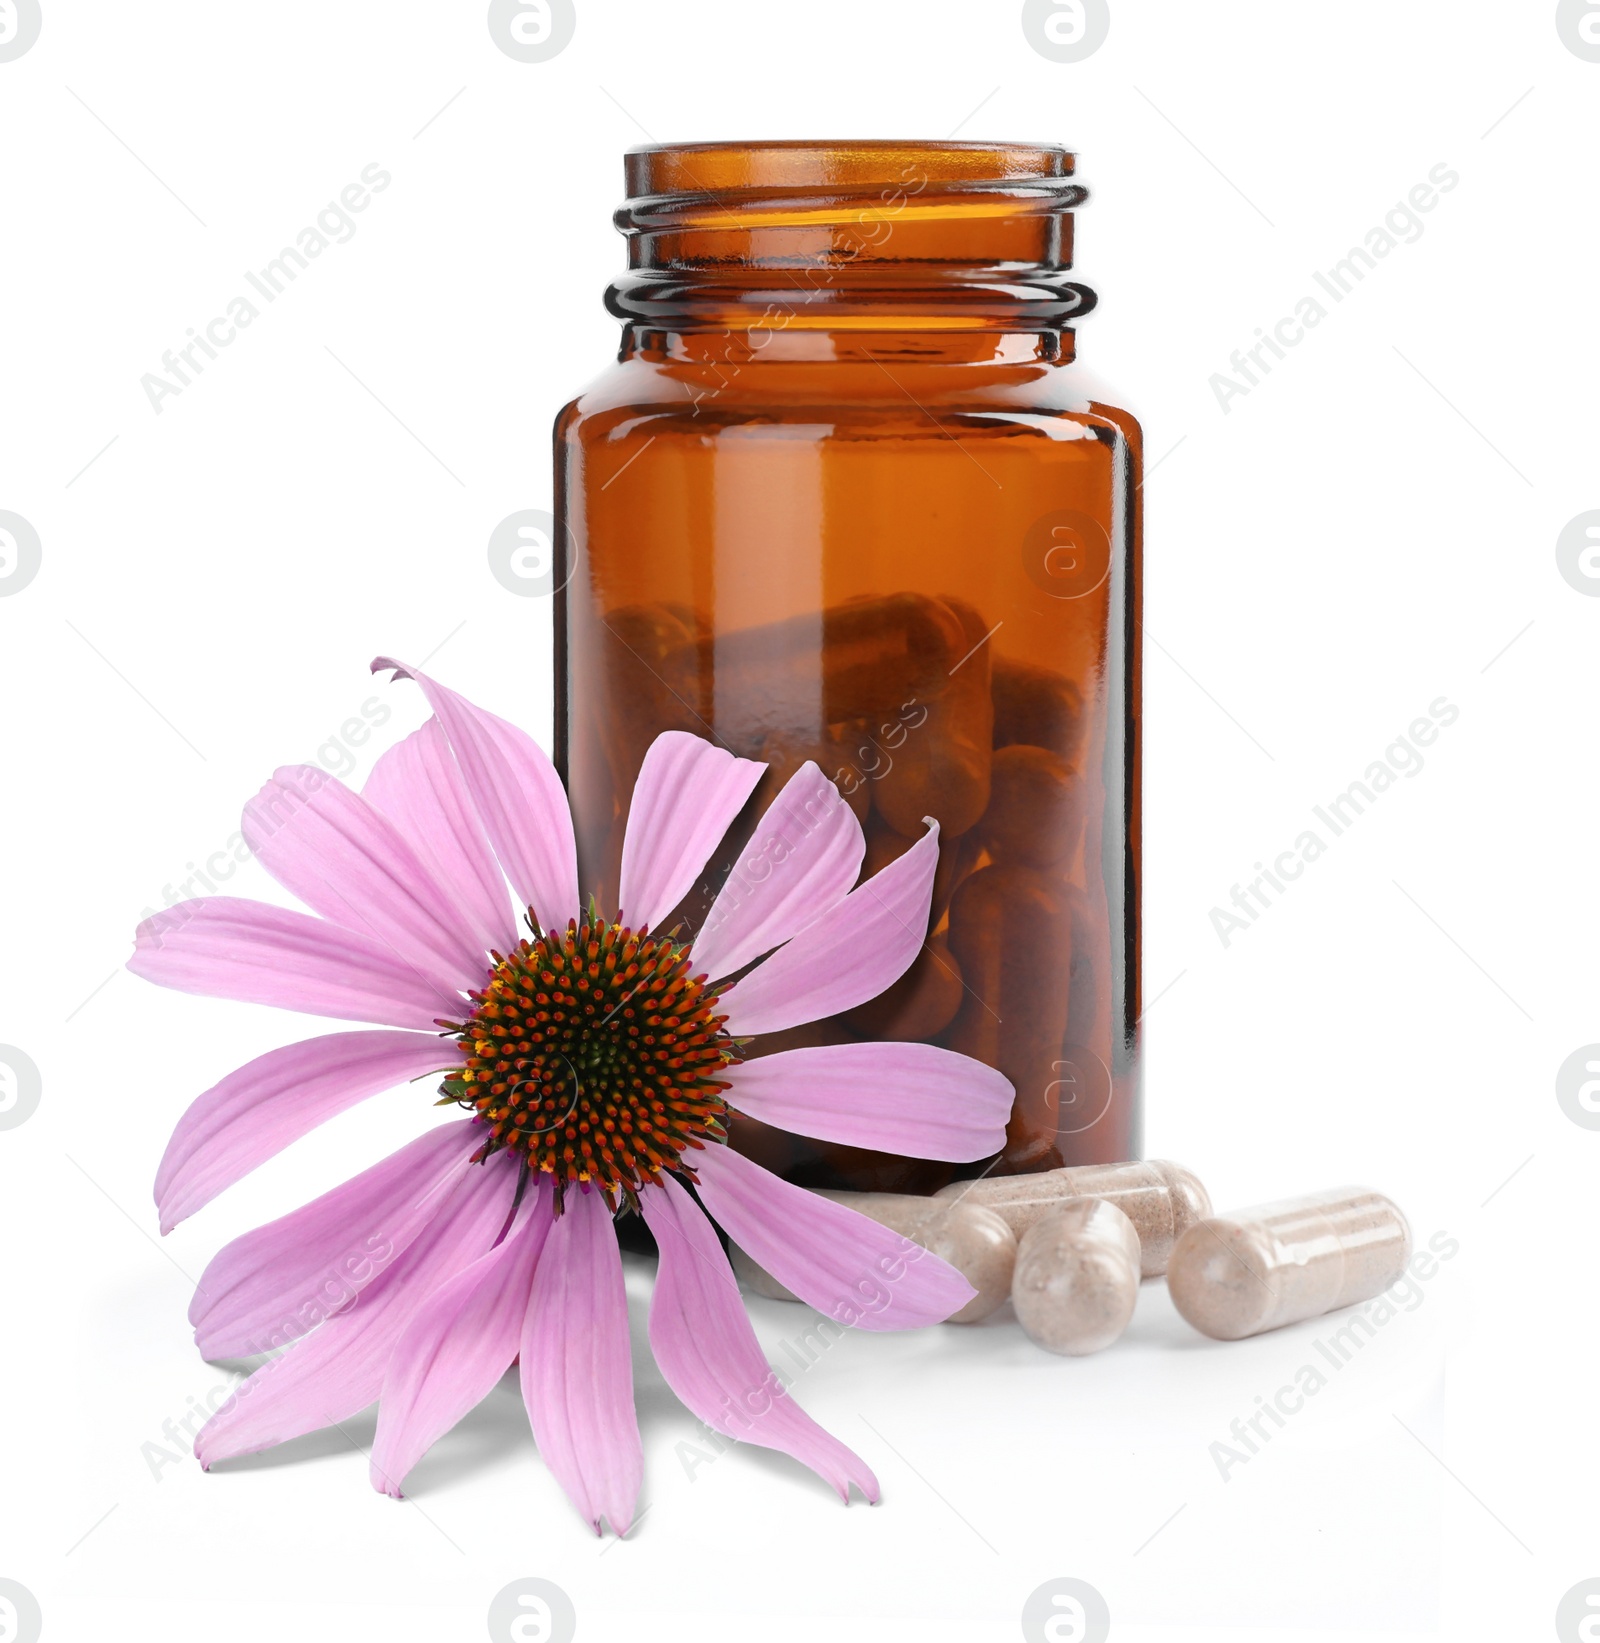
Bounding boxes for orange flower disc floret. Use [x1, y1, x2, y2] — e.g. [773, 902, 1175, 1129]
[438, 911, 736, 1209]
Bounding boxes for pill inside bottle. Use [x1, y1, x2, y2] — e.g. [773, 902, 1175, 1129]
[1011, 1198, 1141, 1356]
[936, 1158, 1210, 1278]
[1166, 1186, 1413, 1341]
[729, 1189, 1017, 1324]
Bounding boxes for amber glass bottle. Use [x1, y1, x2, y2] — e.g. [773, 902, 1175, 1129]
[554, 141, 1141, 1194]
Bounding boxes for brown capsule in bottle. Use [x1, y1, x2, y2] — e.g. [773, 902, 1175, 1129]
[873, 596, 993, 839]
[936, 1159, 1211, 1278]
[933, 831, 984, 939]
[1166, 1187, 1413, 1341]
[818, 593, 968, 718]
[943, 864, 1073, 1171]
[831, 716, 893, 796]
[1011, 1198, 1141, 1355]
[974, 745, 1085, 873]
[596, 603, 706, 794]
[842, 934, 964, 1042]
[729, 1189, 1017, 1323]
[682, 592, 967, 747]
[991, 656, 1085, 764]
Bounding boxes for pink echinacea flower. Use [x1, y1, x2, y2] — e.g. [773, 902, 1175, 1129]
[128, 658, 1012, 1534]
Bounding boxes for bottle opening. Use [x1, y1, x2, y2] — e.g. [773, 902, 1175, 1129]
[624, 138, 1079, 196]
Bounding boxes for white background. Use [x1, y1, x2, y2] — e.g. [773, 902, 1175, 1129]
[2, 2, 1596, 1639]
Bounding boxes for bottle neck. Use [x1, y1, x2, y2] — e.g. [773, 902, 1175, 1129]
[608, 141, 1095, 347]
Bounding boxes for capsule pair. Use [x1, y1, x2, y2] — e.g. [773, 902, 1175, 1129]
[955, 1158, 1209, 1356]
[1013, 1184, 1416, 1352]
[936, 1158, 1211, 1276]
[1000, 1181, 1416, 1355]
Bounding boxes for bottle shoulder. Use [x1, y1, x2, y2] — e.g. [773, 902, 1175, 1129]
[555, 353, 1141, 449]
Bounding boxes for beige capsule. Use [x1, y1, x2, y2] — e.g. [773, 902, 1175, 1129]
[935, 1159, 1211, 1278]
[1166, 1187, 1413, 1341]
[1012, 1198, 1141, 1356]
[728, 1189, 1017, 1323]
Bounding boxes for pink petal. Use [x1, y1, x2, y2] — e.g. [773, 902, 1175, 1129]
[189, 1120, 478, 1359]
[692, 760, 865, 982]
[243, 765, 488, 994]
[363, 718, 517, 959]
[618, 732, 765, 931]
[157, 1030, 454, 1233]
[129, 897, 462, 1030]
[369, 1181, 552, 1497]
[195, 1150, 518, 1467]
[639, 1175, 878, 1502]
[519, 1187, 642, 1536]
[371, 659, 579, 932]
[720, 823, 940, 1037]
[692, 1144, 974, 1331]
[723, 1041, 1011, 1162]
